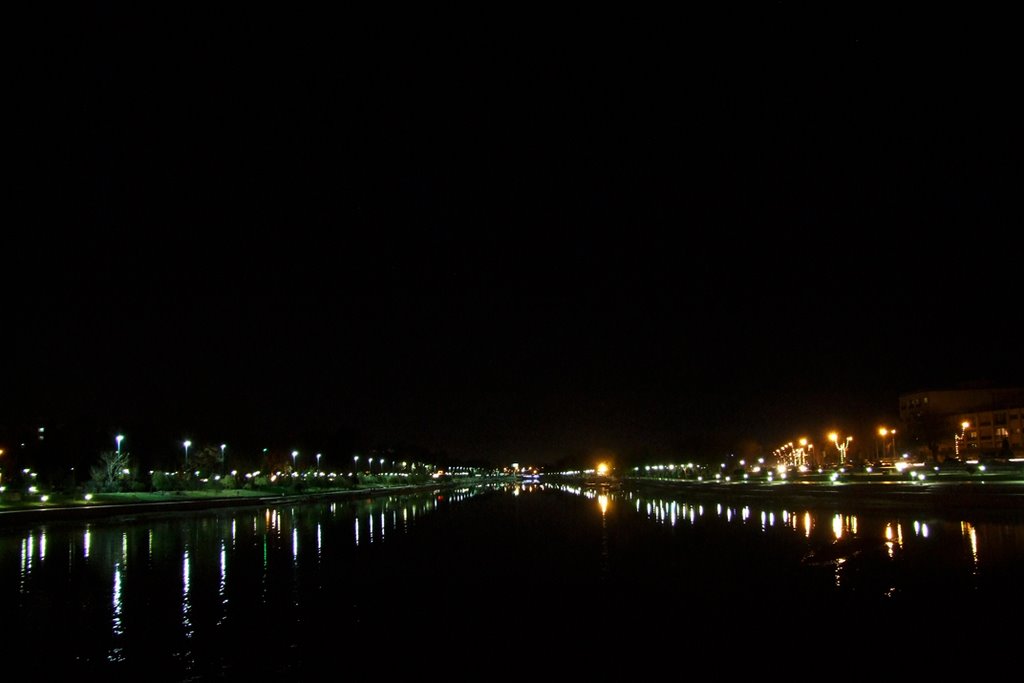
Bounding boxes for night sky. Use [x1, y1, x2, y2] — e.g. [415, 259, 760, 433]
[5, 6, 1021, 467]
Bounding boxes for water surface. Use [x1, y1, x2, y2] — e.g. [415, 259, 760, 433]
[3, 483, 1022, 675]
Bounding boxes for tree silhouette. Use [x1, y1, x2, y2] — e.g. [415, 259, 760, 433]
[186, 445, 224, 474]
[906, 413, 953, 462]
[90, 450, 132, 492]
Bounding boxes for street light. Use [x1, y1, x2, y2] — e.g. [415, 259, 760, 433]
[316, 453, 322, 471]
[220, 443, 226, 463]
[828, 432, 852, 466]
[116, 434, 124, 454]
[184, 440, 192, 464]
[354, 455, 359, 472]
[955, 421, 971, 457]
[291, 450, 298, 470]
[796, 438, 809, 467]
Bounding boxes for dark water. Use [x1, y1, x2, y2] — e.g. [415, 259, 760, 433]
[3, 483, 1024, 676]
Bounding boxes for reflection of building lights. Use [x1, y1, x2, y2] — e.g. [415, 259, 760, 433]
[598, 494, 609, 515]
[963, 522, 978, 565]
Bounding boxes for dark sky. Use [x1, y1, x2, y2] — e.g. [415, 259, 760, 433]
[5, 6, 1021, 466]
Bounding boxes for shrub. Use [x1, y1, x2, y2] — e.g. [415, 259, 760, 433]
[152, 471, 186, 491]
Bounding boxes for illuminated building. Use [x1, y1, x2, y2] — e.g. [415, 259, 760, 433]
[900, 387, 1024, 458]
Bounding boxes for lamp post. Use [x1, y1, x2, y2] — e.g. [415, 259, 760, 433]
[116, 434, 124, 455]
[184, 440, 192, 465]
[354, 455, 359, 472]
[828, 432, 852, 466]
[878, 427, 888, 461]
[291, 450, 298, 470]
[220, 443, 226, 464]
[316, 453, 322, 471]
[955, 421, 970, 457]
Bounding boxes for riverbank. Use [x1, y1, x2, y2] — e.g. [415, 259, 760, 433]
[0, 478, 510, 526]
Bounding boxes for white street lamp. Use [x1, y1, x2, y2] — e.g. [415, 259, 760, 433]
[316, 453, 322, 471]
[292, 450, 298, 469]
[220, 443, 226, 463]
[184, 440, 192, 464]
[116, 434, 124, 454]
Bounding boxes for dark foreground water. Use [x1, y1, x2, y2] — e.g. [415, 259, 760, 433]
[3, 482, 1024, 676]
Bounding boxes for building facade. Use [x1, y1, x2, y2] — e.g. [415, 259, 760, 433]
[899, 387, 1024, 459]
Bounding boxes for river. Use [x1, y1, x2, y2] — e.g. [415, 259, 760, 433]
[3, 482, 1023, 676]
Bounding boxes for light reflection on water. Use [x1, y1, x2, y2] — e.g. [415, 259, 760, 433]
[110, 561, 124, 663]
[218, 541, 227, 626]
[549, 481, 1024, 603]
[182, 548, 192, 640]
[963, 521, 979, 573]
[0, 486, 478, 672]
[2, 482, 1022, 673]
